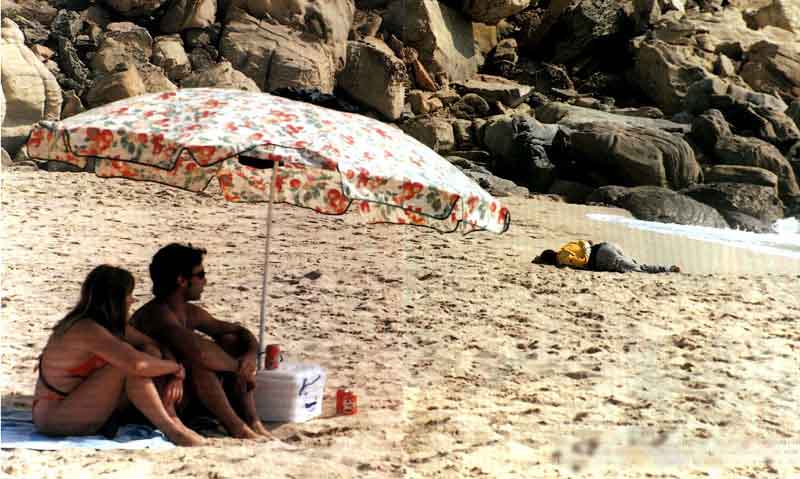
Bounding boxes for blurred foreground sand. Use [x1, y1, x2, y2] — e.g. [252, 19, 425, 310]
[1, 170, 798, 478]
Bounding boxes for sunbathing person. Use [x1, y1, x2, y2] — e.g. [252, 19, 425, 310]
[532, 240, 680, 273]
[33, 265, 204, 446]
[131, 243, 270, 439]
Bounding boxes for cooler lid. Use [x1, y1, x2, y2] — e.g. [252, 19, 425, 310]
[256, 362, 325, 380]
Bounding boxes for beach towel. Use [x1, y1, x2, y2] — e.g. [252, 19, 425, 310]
[0, 409, 175, 450]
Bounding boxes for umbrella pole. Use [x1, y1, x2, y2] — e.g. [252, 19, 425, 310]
[257, 161, 280, 370]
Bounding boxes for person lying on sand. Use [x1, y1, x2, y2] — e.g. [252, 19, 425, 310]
[33, 265, 205, 447]
[532, 240, 680, 274]
[131, 243, 271, 440]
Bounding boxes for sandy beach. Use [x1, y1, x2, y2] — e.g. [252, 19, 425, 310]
[1, 168, 798, 478]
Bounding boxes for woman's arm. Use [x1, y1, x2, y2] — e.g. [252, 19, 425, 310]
[76, 321, 183, 378]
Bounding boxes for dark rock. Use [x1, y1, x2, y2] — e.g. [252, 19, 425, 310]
[548, 180, 594, 204]
[553, 0, 629, 66]
[451, 93, 491, 119]
[703, 165, 779, 191]
[187, 48, 216, 71]
[714, 135, 800, 198]
[719, 211, 775, 233]
[557, 123, 701, 190]
[50, 10, 83, 42]
[788, 141, 800, 180]
[57, 37, 91, 86]
[12, 17, 50, 45]
[691, 109, 731, 151]
[788, 100, 800, 129]
[51, 0, 93, 9]
[719, 102, 800, 149]
[586, 185, 630, 205]
[685, 77, 787, 115]
[183, 24, 222, 50]
[683, 183, 785, 227]
[463, 169, 531, 197]
[784, 195, 800, 218]
[512, 60, 574, 96]
[273, 87, 363, 113]
[1, 0, 59, 27]
[587, 185, 729, 228]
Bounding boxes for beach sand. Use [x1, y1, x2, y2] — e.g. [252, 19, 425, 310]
[1, 169, 798, 478]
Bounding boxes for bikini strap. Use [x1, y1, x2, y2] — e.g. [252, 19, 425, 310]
[37, 353, 70, 397]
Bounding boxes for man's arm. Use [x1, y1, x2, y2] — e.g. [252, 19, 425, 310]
[190, 305, 259, 358]
[147, 306, 239, 373]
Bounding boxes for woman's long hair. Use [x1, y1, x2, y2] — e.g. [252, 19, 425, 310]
[52, 265, 135, 337]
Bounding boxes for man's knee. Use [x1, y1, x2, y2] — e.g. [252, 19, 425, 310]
[216, 333, 244, 356]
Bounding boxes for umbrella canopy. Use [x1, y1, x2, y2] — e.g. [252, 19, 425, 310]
[26, 88, 511, 367]
[27, 88, 510, 234]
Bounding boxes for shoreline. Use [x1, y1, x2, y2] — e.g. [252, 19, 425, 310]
[508, 196, 800, 275]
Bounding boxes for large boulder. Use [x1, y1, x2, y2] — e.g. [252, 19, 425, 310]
[713, 135, 800, 197]
[556, 123, 702, 190]
[461, 0, 530, 25]
[703, 165, 779, 192]
[739, 40, 800, 104]
[160, 0, 217, 33]
[152, 35, 192, 82]
[691, 109, 732, 151]
[219, 9, 339, 93]
[586, 185, 729, 228]
[682, 183, 785, 230]
[536, 102, 691, 133]
[542, 0, 630, 65]
[383, 0, 481, 83]
[85, 67, 148, 108]
[231, 0, 354, 64]
[1, 19, 62, 157]
[179, 61, 260, 91]
[400, 117, 455, 152]
[90, 22, 153, 74]
[337, 38, 406, 120]
[750, 0, 800, 33]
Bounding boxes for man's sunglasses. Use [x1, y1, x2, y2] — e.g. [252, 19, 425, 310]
[190, 271, 206, 279]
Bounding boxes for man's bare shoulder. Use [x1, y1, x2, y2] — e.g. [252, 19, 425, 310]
[131, 301, 176, 327]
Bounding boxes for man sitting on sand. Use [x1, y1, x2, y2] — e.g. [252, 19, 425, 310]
[532, 240, 680, 274]
[131, 243, 270, 439]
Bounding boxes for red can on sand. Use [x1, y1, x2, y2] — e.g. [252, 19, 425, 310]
[265, 344, 281, 370]
[336, 389, 358, 415]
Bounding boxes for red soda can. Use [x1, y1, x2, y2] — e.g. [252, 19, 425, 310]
[265, 344, 281, 370]
[336, 389, 358, 415]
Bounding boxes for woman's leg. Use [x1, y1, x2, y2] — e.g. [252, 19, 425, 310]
[33, 366, 126, 436]
[125, 374, 205, 446]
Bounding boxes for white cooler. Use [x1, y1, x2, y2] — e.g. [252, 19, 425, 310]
[254, 362, 326, 423]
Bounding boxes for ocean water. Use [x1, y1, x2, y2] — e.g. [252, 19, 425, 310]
[586, 214, 800, 260]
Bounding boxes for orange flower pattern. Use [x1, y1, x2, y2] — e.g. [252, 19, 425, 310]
[26, 88, 510, 233]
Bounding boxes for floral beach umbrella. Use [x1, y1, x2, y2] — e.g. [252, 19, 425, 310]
[26, 88, 511, 367]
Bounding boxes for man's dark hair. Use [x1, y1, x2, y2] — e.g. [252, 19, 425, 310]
[150, 243, 207, 299]
[533, 249, 558, 266]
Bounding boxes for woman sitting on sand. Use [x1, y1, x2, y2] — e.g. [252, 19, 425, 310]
[532, 240, 680, 274]
[33, 265, 204, 446]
